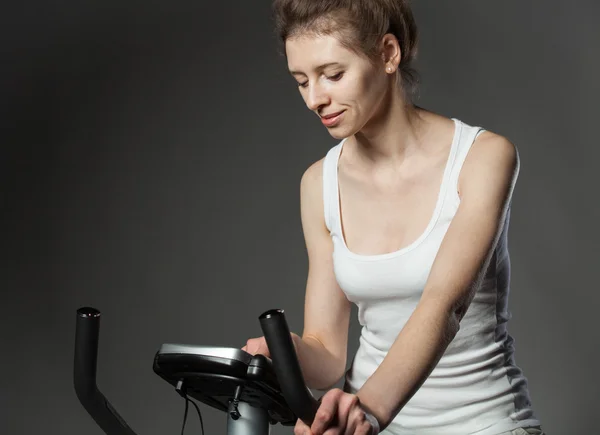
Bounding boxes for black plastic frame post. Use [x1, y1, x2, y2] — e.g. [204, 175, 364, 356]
[259, 309, 319, 425]
[74, 307, 138, 435]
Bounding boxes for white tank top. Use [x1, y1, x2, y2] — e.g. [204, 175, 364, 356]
[322, 119, 540, 435]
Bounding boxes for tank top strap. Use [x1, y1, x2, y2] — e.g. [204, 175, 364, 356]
[447, 119, 486, 194]
[322, 141, 345, 233]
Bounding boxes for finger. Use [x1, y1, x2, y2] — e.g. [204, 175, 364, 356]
[311, 390, 342, 434]
[243, 338, 266, 356]
[343, 405, 365, 435]
[331, 393, 358, 435]
[255, 338, 270, 357]
[294, 417, 311, 435]
[243, 339, 253, 354]
[356, 420, 373, 435]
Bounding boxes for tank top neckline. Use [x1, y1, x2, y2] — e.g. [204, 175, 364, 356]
[332, 118, 463, 261]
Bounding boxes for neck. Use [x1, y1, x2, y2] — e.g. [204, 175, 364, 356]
[350, 89, 429, 167]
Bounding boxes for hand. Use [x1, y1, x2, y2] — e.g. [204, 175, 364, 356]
[294, 389, 380, 435]
[242, 333, 299, 358]
[242, 336, 271, 357]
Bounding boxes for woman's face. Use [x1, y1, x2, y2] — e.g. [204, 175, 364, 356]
[286, 33, 390, 139]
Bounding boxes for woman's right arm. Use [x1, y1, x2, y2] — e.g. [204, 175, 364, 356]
[292, 159, 352, 391]
[243, 159, 352, 389]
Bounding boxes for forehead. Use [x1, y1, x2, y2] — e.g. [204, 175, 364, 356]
[286, 35, 354, 74]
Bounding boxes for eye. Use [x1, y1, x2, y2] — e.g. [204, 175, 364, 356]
[297, 72, 344, 89]
[328, 72, 344, 81]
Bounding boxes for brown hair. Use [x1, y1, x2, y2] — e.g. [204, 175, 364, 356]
[271, 0, 420, 99]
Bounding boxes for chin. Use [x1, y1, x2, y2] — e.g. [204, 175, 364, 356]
[328, 131, 346, 140]
[326, 124, 353, 140]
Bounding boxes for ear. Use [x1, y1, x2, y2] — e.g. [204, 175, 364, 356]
[380, 33, 401, 70]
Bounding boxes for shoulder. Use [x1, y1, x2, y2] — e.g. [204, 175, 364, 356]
[300, 157, 325, 201]
[300, 141, 342, 207]
[300, 158, 326, 210]
[470, 130, 518, 165]
[301, 158, 324, 187]
[459, 129, 519, 198]
[300, 157, 330, 232]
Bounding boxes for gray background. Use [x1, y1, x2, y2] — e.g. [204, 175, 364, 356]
[1, 1, 598, 434]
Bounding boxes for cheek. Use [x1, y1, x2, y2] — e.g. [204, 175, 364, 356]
[361, 72, 380, 93]
[345, 74, 385, 115]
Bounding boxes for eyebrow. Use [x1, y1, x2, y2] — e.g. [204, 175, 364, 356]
[289, 62, 342, 76]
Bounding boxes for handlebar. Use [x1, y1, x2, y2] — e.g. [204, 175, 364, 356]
[73, 307, 138, 435]
[74, 306, 318, 433]
[259, 309, 319, 425]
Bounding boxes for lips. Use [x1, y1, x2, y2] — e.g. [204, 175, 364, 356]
[321, 110, 344, 119]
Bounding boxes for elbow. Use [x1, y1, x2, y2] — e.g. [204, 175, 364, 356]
[332, 361, 348, 388]
[446, 306, 463, 340]
[449, 311, 461, 336]
[434, 299, 463, 343]
[310, 358, 347, 391]
[436, 312, 460, 349]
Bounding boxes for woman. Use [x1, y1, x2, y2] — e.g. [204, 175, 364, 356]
[243, 1, 544, 434]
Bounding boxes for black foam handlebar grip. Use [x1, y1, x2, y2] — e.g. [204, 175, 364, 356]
[259, 309, 319, 425]
[74, 307, 137, 435]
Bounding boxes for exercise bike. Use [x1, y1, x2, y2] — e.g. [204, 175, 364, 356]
[74, 307, 320, 434]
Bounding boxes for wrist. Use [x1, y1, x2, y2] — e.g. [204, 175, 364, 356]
[356, 391, 388, 433]
[363, 410, 381, 435]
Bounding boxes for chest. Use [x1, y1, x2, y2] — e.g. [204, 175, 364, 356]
[337, 159, 451, 256]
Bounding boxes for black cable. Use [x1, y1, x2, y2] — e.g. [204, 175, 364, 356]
[180, 397, 190, 435]
[187, 397, 205, 435]
[176, 379, 204, 435]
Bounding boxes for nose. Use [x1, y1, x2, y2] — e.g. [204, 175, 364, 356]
[305, 82, 330, 112]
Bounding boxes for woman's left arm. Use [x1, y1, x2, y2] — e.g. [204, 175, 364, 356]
[357, 132, 520, 430]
